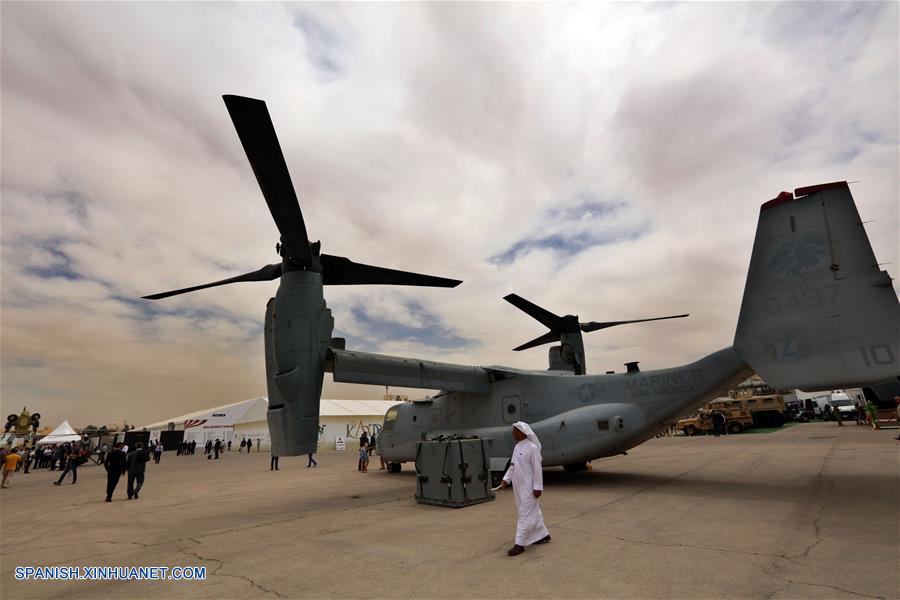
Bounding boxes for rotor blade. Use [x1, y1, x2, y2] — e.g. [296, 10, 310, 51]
[579, 313, 689, 332]
[223, 95, 312, 264]
[142, 264, 282, 300]
[320, 254, 461, 287]
[512, 330, 561, 352]
[503, 294, 562, 330]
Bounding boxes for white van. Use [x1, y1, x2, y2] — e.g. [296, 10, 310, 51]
[829, 392, 857, 420]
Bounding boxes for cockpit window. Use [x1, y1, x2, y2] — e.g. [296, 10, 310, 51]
[384, 407, 399, 431]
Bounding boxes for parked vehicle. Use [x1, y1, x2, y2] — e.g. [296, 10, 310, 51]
[828, 392, 857, 421]
[726, 377, 787, 427]
[677, 406, 753, 436]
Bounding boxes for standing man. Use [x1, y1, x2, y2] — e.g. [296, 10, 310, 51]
[245, 438, 252, 454]
[104, 442, 127, 502]
[499, 422, 550, 556]
[1, 448, 21, 488]
[126, 442, 150, 500]
[240, 439, 246, 453]
[153, 442, 163, 464]
[271, 451, 279, 471]
[53, 447, 79, 486]
[213, 439, 222, 460]
[358, 432, 368, 471]
[714, 411, 726, 437]
[227, 440, 232, 452]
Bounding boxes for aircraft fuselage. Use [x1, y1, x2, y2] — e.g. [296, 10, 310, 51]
[379, 346, 752, 467]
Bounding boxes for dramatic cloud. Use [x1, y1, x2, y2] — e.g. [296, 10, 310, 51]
[1, 2, 896, 428]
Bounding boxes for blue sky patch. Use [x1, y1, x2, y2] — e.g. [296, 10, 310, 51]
[545, 199, 623, 221]
[341, 300, 476, 353]
[25, 239, 84, 280]
[491, 198, 650, 265]
[111, 295, 259, 339]
[57, 190, 89, 223]
[293, 12, 342, 76]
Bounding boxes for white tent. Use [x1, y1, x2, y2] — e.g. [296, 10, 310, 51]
[140, 397, 400, 449]
[35, 420, 82, 445]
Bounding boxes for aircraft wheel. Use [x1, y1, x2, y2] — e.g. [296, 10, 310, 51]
[683, 425, 697, 437]
[728, 422, 743, 434]
[387, 462, 402, 473]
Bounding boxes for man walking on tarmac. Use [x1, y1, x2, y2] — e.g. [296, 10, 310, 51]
[104, 442, 127, 502]
[498, 422, 551, 556]
[126, 442, 150, 499]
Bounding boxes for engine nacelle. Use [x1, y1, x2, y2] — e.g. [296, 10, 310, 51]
[265, 269, 333, 456]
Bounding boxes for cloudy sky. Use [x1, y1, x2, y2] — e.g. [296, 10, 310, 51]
[2, 2, 897, 429]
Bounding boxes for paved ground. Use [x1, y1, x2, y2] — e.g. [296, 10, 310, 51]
[1, 422, 897, 599]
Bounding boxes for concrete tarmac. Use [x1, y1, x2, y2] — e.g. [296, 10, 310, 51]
[1, 422, 897, 599]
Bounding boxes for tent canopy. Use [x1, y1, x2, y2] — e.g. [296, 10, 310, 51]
[36, 420, 81, 445]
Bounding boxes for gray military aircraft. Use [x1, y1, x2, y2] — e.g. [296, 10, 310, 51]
[145, 96, 899, 482]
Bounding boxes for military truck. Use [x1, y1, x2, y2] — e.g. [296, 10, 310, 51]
[677, 404, 753, 436]
[717, 394, 787, 428]
[725, 376, 788, 427]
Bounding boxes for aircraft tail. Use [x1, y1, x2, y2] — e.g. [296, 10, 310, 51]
[733, 182, 899, 390]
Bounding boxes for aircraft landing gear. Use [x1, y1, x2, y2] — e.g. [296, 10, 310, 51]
[386, 462, 402, 473]
[490, 471, 504, 488]
[563, 462, 589, 473]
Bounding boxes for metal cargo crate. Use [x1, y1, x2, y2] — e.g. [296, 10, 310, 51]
[414, 437, 494, 508]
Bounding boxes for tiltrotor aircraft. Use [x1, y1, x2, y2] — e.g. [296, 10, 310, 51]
[146, 95, 899, 481]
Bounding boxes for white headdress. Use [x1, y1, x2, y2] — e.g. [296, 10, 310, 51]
[512, 421, 541, 451]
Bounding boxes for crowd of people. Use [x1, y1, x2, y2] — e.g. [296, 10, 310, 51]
[3, 427, 392, 494]
[0, 443, 93, 487]
[0, 438, 157, 499]
[174, 440, 196, 455]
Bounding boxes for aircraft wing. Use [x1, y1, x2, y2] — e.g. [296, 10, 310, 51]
[326, 349, 491, 394]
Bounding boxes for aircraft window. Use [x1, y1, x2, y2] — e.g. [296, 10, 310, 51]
[385, 408, 399, 423]
[507, 404, 517, 415]
[412, 415, 417, 422]
[597, 420, 609, 431]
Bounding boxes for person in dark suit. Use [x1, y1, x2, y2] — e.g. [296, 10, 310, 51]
[104, 442, 127, 502]
[126, 443, 150, 500]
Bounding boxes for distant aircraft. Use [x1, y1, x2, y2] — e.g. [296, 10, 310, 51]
[145, 96, 899, 482]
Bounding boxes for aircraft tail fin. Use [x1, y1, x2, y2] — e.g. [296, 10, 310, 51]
[733, 182, 898, 390]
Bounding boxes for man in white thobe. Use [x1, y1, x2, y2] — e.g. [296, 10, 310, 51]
[500, 422, 550, 556]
